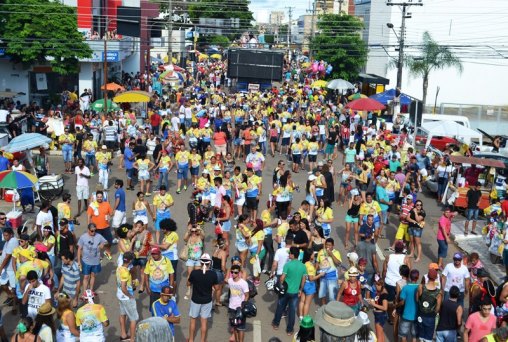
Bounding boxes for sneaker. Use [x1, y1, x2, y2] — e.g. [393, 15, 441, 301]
[184, 185, 188, 191]
[104, 252, 112, 260]
[176, 188, 181, 194]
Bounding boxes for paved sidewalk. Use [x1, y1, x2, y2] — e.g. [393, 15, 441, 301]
[451, 219, 505, 284]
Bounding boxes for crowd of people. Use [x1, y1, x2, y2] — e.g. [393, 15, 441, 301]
[1, 56, 508, 342]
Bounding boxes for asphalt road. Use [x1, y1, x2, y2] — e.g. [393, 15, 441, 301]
[1, 151, 461, 341]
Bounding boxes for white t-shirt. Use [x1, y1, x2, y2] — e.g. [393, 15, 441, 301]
[171, 116, 180, 132]
[25, 283, 51, 318]
[274, 248, 289, 275]
[0, 237, 18, 272]
[146, 138, 157, 156]
[75, 166, 91, 187]
[185, 107, 193, 119]
[36, 211, 54, 232]
[442, 263, 470, 292]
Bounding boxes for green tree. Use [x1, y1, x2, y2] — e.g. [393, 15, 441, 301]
[188, 0, 253, 37]
[209, 35, 231, 48]
[406, 31, 463, 105]
[0, 0, 92, 75]
[310, 14, 367, 81]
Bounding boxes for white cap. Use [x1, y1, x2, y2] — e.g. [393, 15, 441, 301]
[308, 174, 317, 181]
[205, 123, 210, 128]
[101, 145, 107, 150]
[213, 165, 221, 171]
[202, 169, 209, 174]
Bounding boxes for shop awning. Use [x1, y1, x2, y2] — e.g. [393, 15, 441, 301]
[449, 155, 506, 168]
[357, 73, 390, 85]
[113, 91, 152, 103]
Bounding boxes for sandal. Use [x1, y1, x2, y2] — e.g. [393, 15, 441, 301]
[120, 336, 131, 341]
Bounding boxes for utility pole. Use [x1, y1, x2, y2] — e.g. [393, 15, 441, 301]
[338, 0, 344, 14]
[386, 0, 423, 90]
[167, 0, 173, 62]
[286, 7, 294, 60]
[308, 0, 317, 59]
[103, 15, 109, 112]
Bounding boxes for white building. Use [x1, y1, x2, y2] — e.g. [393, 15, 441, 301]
[357, 0, 508, 110]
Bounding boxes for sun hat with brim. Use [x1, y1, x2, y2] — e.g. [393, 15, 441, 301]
[300, 315, 314, 329]
[315, 302, 363, 337]
[348, 266, 360, 277]
[37, 302, 56, 316]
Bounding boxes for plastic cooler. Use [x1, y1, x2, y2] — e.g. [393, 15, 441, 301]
[6, 210, 22, 229]
[4, 190, 15, 202]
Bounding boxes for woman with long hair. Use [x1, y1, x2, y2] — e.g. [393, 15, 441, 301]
[337, 163, 354, 207]
[234, 172, 248, 219]
[337, 266, 363, 315]
[235, 214, 252, 268]
[269, 123, 278, 157]
[407, 199, 426, 262]
[211, 238, 228, 311]
[116, 224, 134, 266]
[33, 303, 56, 342]
[310, 227, 326, 253]
[355, 163, 370, 203]
[132, 192, 154, 229]
[11, 318, 41, 342]
[157, 218, 179, 280]
[56, 293, 80, 341]
[368, 277, 389, 342]
[273, 173, 293, 219]
[183, 225, 205, 299]
[316, 198, 334, 239]
[249, 219, 266, 286]
[299, 250, 324, 319]
[345, 194, 362, 249]
[305, 175, 318, 220]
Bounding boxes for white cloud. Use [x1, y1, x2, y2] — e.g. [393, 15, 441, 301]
[249, 0, 309, 23]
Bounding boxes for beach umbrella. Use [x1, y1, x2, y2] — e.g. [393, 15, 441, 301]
[311, 80, 328, 88]
[346, 98, 385, 111]
[326, 79, 354, 91]
[0, 170, 38, 189]
[348, 93, 368, 100]
[101, 82, 125, 92]
[2, 133, 52, 153]
[211, 54, 222, 60]
[90, 99, 119, 111]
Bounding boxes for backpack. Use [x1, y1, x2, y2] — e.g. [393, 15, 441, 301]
[418, 286, 439, 315]
[246, 279, 258, 299]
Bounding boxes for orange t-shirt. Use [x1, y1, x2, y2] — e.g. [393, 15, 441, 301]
[87, 202, 113, 229]
[213, 131, 227, 145]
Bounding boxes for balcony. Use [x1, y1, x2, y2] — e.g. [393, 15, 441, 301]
[80, 37, 135, 62]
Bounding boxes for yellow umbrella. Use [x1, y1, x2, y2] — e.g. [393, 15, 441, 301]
[311, 80, 328, 88]
[198, 54, 209, 61]
[163, 56, 178, 64]
[113, 91, 152, 103]
[348, 93, 368, 100]
[210, 54, 222, 60]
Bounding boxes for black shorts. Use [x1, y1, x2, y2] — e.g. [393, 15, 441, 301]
[229, 309, 246, 331]
[308, 154, 317, 162]
[281, 137, 290, 146]
[245, 197, 259, 210]
[96, 227, 113, 245]
[270, 136, 278, 143]
[292, 154, 301, 164]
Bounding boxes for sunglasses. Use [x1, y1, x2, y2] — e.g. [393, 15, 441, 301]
[0, 217, 6, 220]
[231, 271, 240, 274]
[191, 230, 198, 233]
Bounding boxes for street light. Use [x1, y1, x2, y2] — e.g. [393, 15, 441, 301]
[386, 22, 404, 90]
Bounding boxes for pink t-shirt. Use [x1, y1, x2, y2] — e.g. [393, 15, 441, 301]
[227, 278, 249, 310]
[465, 312, 496, 342]
[437, 215, 451, 241]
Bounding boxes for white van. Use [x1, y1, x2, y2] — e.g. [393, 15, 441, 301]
[401, 113, 471, 129]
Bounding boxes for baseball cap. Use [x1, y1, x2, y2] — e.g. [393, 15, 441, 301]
[406, 194, 413, 200]
[453, 252, 463, 260]
[347, 252, 359, 264]
[101, 145, 107, 150]
[150, 247, 161, 255]
[308, 174, 317, 181]
[428, 263, 439, 270]
[59, 218, 69, 225]
[358, 258, 367, 266]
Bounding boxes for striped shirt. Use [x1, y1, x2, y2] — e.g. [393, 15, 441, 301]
[62, 261, 80, 298]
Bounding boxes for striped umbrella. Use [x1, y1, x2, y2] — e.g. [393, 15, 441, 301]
[0, 170, 38, 189]
[2, 133, 52, 153]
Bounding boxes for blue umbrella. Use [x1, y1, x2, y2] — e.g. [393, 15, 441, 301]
[370, 89, 412, 105]
[196, 109, 206, 118]
[2, 133, 52, 153]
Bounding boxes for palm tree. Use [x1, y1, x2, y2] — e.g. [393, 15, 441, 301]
[406, 31, 463, 106]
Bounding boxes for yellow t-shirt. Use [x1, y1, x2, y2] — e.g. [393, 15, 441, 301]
[317, 249, 342, 264]
[59, 133, 75, 144]
[16, 259, 49, 280]
[276, 222, 289, 238]
[162, 231, 179, 261]
[83, 140, 98, 153]
[76, 304, 108, 337]
[95, 151, 111, 165]
[189, 153, 202, 168]
[305, 261, 317, 277]
[261, 209, 272, 226]
[153, 193, 174, 211]
[317, 207, 334, 222]
[175, 151, 190, 165]
[144, 256, 175, 291]
[116, 265, 133, 299]
[12, 246, 36, 264]
[359, 201, 382, 217]
[159, 156, 171, 170]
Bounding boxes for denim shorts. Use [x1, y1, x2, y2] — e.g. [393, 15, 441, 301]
[409, 226, 423, 238]
[186, 259, 201, 267]
[417, 315, 436, 341]
[318, 278, 338, 301]
[303, 281, 316, 295]
[190, 166, 200, 176]
[62, 144, 73, 162]
[132, 257, 147, 267]
[189, 300, 212, 319]
[374, 311, 388, 326]
[126, 168, 135, 179]
[437, 239, 448, 258]
[221, 220, 232, 232]
[177, 166, 189, 180]
[399, 318, 416, 338]
[82, 261, 101, 275]
[466, 208, 479, 221]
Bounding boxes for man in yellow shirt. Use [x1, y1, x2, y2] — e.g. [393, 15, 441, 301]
[144, 247, 175, 306]
[174, 144, 191, 194]
[59, 127, 75, 173]
[152, 186, 174, 244]
[95, 145, 112, 190]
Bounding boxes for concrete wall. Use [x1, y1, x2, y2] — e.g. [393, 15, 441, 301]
[0, 61, 30, 105]
[79, 63, 94, 95]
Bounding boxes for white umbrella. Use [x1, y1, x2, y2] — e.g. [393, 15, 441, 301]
[327, 79, 354, 91]
[2, 133, 52, 153]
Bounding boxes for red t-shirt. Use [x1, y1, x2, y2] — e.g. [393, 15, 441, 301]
[150, 113, 161, 127]
[501, 200, 508, 217]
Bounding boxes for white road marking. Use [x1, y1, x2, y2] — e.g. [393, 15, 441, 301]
[376, 244, 386, 262]
[253, 320, 262, 342]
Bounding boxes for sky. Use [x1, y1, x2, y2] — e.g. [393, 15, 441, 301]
[249, 0, 310, 23]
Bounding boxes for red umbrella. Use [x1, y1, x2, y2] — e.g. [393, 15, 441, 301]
[346, 98, 385, 111]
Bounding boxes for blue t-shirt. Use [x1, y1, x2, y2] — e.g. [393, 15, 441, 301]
[124, 147, 134, 169]
[359, 223, 375, 241]
[151, 299, 180, 336]
[115, 188, 126, 212]
[376, 186, 390, 211]
[0, 157, 9, 171]
[400, 283, 419, 321]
